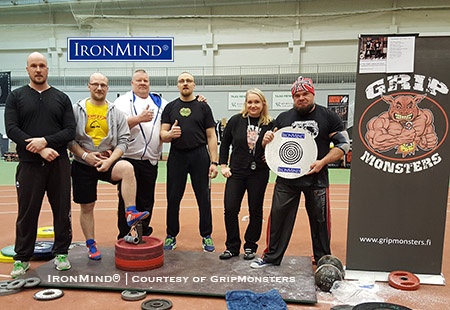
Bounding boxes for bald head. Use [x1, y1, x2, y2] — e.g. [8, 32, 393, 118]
[26, 52, 49, 89]
[89, 72, 108, 84]
[27, 52, 47, 67]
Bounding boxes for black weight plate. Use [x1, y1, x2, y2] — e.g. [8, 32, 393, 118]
[24, 277, 41, 288]
[121, 290, 147, 301]
[34, 241, 53, 254]
[6, 278, 26, 290]
[141, 298, 173, 310]
[317, 254, 345, 277]
[352, 302, 412, 310]
[0, 287, 22, 296]
[314, 264, 343, 292]
[33, 288, 64, 301]
[330, 305, 353, 310]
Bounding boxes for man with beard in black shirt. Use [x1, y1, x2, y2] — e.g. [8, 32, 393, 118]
[250, 76, 350, 268]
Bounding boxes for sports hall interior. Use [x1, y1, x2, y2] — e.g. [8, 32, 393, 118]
[0, 1, 449, 309]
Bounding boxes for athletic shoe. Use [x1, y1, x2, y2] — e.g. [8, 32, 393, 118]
[86, 241, 102, 260]
[219, 250, 239, 260]
[54, 254, 72, 271]
[10, 261, 30, 278]
[163, 235, 177, 250]
[126, 210, 149, 227]
[243, 248, 256, 260]
[250, 257, 272, 269]
[202, 235, 215, 252]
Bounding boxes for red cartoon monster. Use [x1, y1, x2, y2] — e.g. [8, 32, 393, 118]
[365, 94, 438, 157]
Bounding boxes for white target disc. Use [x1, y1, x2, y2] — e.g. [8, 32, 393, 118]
[265, 127, 317, 179]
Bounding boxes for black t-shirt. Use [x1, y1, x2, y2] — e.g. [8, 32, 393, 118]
[274, 105, 344, 187]
[161, 98, 216, 151]
[219, 114, 274, 174]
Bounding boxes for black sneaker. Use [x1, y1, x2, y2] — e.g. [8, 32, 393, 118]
[243, 248, 256, 260]
[250, 257, 273, 269]
[219, 250, 239, 260]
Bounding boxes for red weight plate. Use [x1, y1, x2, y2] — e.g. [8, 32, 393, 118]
[115, 255, 164, 271]
[388, 270, 420, 291]
[115, 236, 163, 255]
[116, 260, 164, 272]
[115, 249, 164, 261]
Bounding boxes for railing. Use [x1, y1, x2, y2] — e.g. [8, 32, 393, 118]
[5, 63, 358, 88]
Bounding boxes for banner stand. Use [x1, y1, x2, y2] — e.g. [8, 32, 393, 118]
[345, 35, 450, 284]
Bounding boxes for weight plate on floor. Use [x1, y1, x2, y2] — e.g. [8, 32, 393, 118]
[33, 288, 64, 301]
[0, 287, 22, 296]
[330, 306, 353, 310]
[1, 245, 16, 257]
[141, 298, 173, 310]
[6, 278, 26, 290]
[388, 270, 420, 291]
[0, 252, 14, 263]
[0, 280, 13, 289]
[33, 241, 54, 259]
[37, 226, 54, 238]
[121, 290, 147, 301]
[23, 277, 41, 288]
[317, 254, 345, 278]
[352, 302, 412, 310]
[265, 126, 318, 179]
[314, 263, 343, 292]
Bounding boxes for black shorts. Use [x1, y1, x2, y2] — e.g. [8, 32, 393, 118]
[71, 159, 120, 204]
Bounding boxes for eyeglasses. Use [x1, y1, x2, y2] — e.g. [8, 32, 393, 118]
[177, 79, 194, 84]
[89, 83, 108, 88]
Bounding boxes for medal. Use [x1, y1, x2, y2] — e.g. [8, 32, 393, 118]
[250, 161, 257, 170]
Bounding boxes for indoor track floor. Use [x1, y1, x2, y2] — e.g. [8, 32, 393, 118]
[0, 182, 449, 309]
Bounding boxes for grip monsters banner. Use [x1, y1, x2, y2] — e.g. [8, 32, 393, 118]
[0, 72, 11, 106]
[346, 35, 450, 277]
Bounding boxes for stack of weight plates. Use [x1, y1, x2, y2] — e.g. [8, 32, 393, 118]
[115, 236, 163, 271]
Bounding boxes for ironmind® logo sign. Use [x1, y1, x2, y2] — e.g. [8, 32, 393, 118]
[67, 37, 174, 62]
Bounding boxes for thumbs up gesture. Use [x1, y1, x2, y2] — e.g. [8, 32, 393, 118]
[170, 119, 182, 139]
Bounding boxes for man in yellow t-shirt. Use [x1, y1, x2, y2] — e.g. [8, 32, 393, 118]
[68, 72, 149, 260]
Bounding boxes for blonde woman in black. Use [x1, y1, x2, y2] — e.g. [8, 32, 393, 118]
[219, 88, 274, 260]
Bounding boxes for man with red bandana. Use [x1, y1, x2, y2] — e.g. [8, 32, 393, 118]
[251, 76, 350, 268]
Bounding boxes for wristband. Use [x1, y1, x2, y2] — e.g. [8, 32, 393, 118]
[211, 161, 219, 166]
[82, 152, 88, 160]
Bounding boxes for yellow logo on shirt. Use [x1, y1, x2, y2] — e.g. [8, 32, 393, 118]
[180, 107, 191, 117]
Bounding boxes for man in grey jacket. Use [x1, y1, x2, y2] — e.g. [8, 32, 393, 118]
[68, 72, 149, 260]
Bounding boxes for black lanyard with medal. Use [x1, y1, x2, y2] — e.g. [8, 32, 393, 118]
[247, 117, 261, 170]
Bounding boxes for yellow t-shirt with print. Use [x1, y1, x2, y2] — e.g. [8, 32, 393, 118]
[85, 100, 108, 146]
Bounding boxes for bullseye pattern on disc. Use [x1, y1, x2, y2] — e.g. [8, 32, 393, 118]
[279, 141, 303, 165]
[265, 127, 317, 179]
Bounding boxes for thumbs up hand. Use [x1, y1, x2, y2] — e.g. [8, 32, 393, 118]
[170, 119, 182, 139]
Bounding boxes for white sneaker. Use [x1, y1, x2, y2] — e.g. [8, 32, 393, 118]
[54, 254, 71, 271]
[11, 261, 30, 278]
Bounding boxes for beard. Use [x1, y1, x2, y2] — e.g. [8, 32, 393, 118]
[294, 102, 314, 116]
[30, 76, 46, 85]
